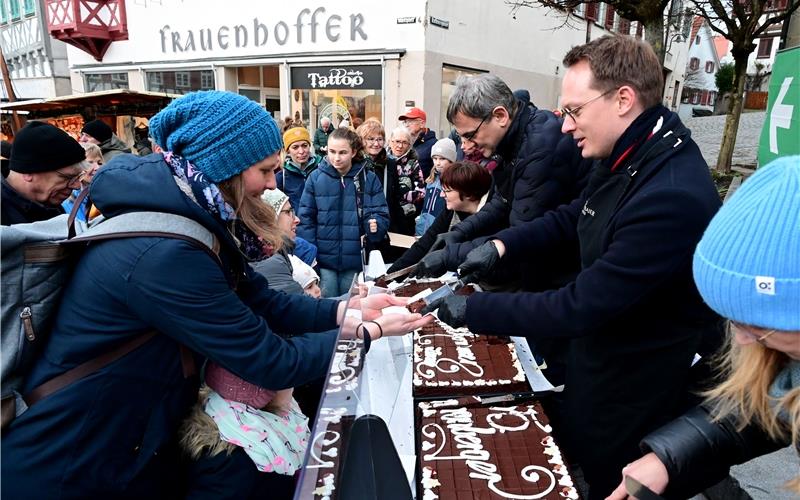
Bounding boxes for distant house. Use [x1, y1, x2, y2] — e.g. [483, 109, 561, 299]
[679, 17, 720, 118]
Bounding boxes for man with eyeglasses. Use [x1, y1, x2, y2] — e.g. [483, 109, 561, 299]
[2, 122, 86, 225]
[423, 36, 724, 499]
[416, 73, 592, 293]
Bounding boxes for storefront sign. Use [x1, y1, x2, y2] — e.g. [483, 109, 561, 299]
[291, 65, 382, 90]
[430, 17, 449, 29]
[397, 17, 417, 24]
[159, 7, 367, 54]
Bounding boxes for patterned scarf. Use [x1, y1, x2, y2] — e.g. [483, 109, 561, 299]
[769, 359, 800, 424]
[163, 151, 272, 261]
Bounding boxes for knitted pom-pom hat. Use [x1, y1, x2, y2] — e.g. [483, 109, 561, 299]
[693, 155, 800, 331]
[149, 91, 282, 183]
[261, 188, 289, 221]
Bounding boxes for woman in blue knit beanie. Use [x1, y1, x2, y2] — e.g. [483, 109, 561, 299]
[608, 156, 800, 499]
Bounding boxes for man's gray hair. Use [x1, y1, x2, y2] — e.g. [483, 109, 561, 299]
[446, 74, 517, 123]
[320, 116, 331, 126]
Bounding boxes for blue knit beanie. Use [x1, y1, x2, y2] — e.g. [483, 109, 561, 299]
[149, 91, 281, 183]
[693, 155, 800, 331]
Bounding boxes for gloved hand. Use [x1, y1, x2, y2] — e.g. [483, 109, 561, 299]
[458, 240, 500, 281]
[413, 250, 449, 278]
[429, 230, 464, 253]
[420, 294, 468, 328]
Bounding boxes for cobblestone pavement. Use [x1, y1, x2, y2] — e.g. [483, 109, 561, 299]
[685, 111, 766, 168]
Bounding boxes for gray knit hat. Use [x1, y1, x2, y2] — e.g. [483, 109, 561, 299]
[261, 188, 290, 221]
[431, 138, 457, 163]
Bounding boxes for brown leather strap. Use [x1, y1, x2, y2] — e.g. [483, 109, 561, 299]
[24, 331, 158, 407]
[67, 188, 91, 239]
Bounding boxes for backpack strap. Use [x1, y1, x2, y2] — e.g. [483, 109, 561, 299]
[19, 212, 217, 411]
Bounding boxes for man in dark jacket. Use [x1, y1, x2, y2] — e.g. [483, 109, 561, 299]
[312, 116, 333, 154]
[417, 74, 592, 291]
[80, 118, 132, 162]
[399, 107, 437, 178]
[423, 36, 724, 499]
[1, 121, 85, 225]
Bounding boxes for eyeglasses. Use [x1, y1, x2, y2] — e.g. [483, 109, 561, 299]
[279, 208, 295, 217]
[54, 170, 83, 184]
[459, 113, 491, 143]
[729, 321, 777, 345]
[557, 87, 618, 123]
[391, 139, 410, 146]
[365, 137, 385, 144]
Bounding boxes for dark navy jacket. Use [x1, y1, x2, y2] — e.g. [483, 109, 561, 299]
[445, 100, 593, 265]
[297, 159, 389, 272]
[465, 111, 722, 492]
[276, 154, 321, 212]
[1, 154, 340, 499]
[413, 128, 437, 178]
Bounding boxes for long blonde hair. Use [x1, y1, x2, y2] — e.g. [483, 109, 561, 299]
[704, 322, 800, 492]
[218, 175, 282, 253]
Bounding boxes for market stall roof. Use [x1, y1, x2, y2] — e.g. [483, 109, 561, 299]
[0, 89, 179, 119]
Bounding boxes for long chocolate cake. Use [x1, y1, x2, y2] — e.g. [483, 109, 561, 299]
[417, 398, 580, 500]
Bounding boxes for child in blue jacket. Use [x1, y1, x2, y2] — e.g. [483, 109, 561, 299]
[416, 137, 457, 236]
[297, 128, 389, 297]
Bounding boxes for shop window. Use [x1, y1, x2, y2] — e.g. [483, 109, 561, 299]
[200, 71, 215, 90]
[705, 61, 714, 73]
[440, 65, 487, 139]
[146, 70, 213, 95]
[1, 1, 8, 23]
[175, 72, 190, 88]
[23, 0, 34, 16]
[757, 37, 773, 58]
[290, 65, 383, 141]
[689, 57, 700, 70]
[85, 72, 130, 92]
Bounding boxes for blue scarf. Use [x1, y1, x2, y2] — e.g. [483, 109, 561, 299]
[769, 359, 800, 424]
[163, 151, 271, 261]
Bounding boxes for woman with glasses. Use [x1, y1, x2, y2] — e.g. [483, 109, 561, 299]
[356, 119, 403, 253]
[387, 126, 426, 236]
[608, 156, 800, 500]
[387, 161, 491, 273]
[252, 188, 309, 295]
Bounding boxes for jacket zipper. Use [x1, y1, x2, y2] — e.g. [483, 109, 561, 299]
[20, 306, 35, 342]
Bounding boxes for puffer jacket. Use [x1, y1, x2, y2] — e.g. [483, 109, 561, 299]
[99, 134, 132, 163]
[0, 153, 340, 499]
[297, 159, 389, 271]
[277, 155, 322, 211]
[640, 405, 791, 499]
[445, 99, 593, 263]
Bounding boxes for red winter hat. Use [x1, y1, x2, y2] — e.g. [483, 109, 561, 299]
[398, 107, 426, 122]
[205, 361, 276, 408]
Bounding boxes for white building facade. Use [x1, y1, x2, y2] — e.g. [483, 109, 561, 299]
[63, 0, 680, 138]
[679, 18, 720, 118]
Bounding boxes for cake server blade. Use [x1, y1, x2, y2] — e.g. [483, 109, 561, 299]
[382, 263, 419, 282]
[625, 476, 665, 500]
[422, 282, 455, 306]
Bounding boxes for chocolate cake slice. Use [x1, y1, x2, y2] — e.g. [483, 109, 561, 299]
[417, 398, 580, 499]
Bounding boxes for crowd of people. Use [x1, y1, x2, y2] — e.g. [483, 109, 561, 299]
[0, 34, 797, 500]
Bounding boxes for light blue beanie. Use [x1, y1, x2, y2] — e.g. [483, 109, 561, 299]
[149, 91, 282, 183]
[693, 155, 800, 331]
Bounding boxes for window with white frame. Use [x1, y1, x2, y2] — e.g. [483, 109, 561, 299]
[175, 71, 190, 88]
[200, 71, 214, 90]
[689, 57, 700, 70]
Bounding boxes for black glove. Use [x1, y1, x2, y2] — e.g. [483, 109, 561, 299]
[413, 250, 449, 278]
[420, 295, 468, 328]
[458, 240, 500, 281]
[429, 230, 464, 253]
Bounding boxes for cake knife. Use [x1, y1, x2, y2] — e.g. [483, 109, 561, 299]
[625, 476, 665, 500]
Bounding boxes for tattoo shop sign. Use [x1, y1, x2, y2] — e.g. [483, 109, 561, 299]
[291, 66, 382, 90]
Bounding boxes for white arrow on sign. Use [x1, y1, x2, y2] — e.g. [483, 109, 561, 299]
[770, 76, 794, 154]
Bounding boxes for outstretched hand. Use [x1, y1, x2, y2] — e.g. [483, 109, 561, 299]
[413, 250, 449, 278]
[429, 230, 463, 253]
[605, 453, 670, 500]
[376, 311, 434, 337]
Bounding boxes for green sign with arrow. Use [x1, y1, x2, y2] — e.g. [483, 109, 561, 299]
[758, 45, 800, 166]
